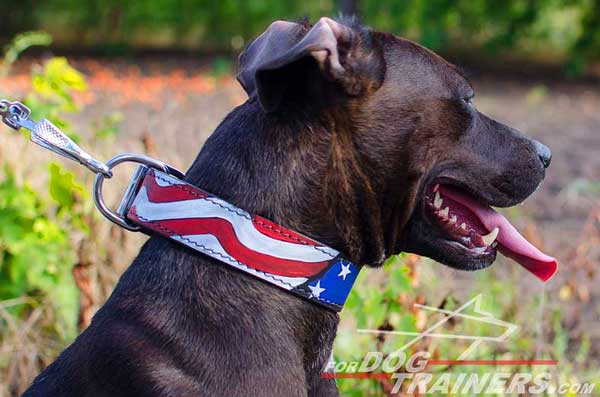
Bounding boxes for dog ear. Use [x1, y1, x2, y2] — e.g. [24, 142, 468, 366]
[237, 17, 375, 113]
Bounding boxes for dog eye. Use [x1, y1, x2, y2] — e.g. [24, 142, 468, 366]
[462, 95, 475, 107]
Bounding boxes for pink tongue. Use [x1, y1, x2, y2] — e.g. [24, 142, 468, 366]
[439, 186, 557, 282]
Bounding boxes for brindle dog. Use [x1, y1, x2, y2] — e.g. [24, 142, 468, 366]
[24, 17, 551, 397]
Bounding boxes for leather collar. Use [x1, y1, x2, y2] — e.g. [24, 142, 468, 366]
[125, 168, 361, 311]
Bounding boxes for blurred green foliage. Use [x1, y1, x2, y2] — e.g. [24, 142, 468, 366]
[338, 261, 600, 395]
[26, 57, 87, 142]
[0, 35, 91, 341]
[1, 0, 599, 72]
[0, 165, 77, 338]
[0, 31, 52, 77]
[337, 255, 418, 395]
[92, 112, 123, 140]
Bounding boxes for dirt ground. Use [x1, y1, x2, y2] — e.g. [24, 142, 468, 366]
[4, 55, 600, 362]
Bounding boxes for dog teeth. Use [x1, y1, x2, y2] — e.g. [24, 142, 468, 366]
[433, 184, 440, 192]
[449, 215, 457, 224]
[439, 207, 449, 218]
[434, 192, 443, 209]
[481, 227, 500, 246]
[460, 223, 467, 230]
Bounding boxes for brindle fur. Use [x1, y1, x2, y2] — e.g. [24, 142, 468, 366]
[23, 17, 551, 397]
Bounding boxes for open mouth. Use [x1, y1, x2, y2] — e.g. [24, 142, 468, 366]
[423, 183, 558, 281]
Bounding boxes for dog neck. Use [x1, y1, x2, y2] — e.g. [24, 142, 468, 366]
[110, 98, 387, 377]
[185, 99, 387, 267]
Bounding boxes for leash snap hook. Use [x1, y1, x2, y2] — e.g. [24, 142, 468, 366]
[1, 99, 112, 177]
[1, 100, 33, 130]
[93, 154, 184, 231]
[31, 119, 113, 177]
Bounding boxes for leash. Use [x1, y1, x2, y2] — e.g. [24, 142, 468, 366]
[0, 99, 361, 311]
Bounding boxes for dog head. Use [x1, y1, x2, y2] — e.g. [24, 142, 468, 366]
[234, 17, 555, 278]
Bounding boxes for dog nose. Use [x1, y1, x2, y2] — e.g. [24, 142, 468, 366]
[532, 140, 552, 168]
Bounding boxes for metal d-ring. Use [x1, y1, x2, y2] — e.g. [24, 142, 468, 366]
[93, 153, 185, 231]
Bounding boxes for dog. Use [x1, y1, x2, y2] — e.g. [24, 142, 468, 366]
[23, 17, 553, 397]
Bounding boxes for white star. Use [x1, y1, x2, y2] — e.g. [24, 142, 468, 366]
[337, 263, 352, 280]
[308, 281, 326, 299]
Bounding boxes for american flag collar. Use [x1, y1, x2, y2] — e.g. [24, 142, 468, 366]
[124, 168, 362, 312]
